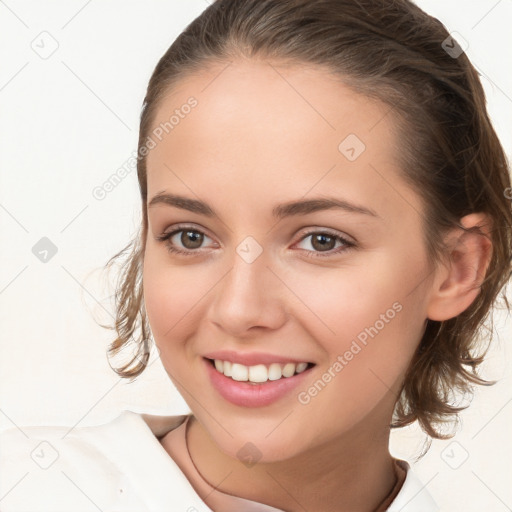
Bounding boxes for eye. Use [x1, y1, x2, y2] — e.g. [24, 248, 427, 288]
[156, 225, 356, 259]
[156, 225, 216, 256]
[294, 230, 355, 258]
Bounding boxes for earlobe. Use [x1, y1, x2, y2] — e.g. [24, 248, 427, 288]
[426, 213, 493, 322]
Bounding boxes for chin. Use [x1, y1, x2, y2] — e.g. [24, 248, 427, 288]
[205, 419, 311, 464]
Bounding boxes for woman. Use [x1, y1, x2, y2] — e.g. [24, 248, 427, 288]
[1, 1, 510, 510]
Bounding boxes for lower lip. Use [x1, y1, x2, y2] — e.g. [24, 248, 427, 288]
[204, 358, 314, 408]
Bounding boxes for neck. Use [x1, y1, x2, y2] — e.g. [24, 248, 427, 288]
[186, 406, 398, 512]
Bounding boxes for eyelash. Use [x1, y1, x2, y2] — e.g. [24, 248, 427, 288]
[156, 224, 356, 259]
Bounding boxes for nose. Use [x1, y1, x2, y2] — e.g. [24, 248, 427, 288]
[206, 245, 288, 337]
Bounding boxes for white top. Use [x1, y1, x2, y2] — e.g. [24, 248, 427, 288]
[0, 409, 439, 511]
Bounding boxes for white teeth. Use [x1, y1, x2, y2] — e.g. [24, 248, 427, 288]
[231, 363, 248, 381]
[223, 360, 232, 377]
[248, 364, 268, 383]
[296, 362, 308, 373]
[212, 359, 311, 383]
[282, 363, 296, 378]
[268, 363, 282, 381]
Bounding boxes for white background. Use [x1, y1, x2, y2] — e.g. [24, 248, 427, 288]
[0, 1, 511, 511]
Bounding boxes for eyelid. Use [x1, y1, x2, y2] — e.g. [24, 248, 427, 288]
[292, 228, 356, 258]
[294, 226, 356, 245]
[158, 223, 218, 244]
[157, 227, 218, 256]
[157, 223, 356, 257]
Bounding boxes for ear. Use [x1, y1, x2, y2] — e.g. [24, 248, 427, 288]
[426, 213, 493, 321]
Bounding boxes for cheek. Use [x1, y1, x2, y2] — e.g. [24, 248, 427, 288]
[291, 254, 426, 405]
[285, 299, 424, 456]
[282, 252, 410, 346]
[142, 249, 213, 343]
[302, 301, 422, 436]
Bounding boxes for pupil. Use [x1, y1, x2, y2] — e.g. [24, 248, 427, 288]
[313, 234, 334, 251]
[182, 230, 203, 249]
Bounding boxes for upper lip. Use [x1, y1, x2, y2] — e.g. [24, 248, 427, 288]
[203, 350, 313, 366]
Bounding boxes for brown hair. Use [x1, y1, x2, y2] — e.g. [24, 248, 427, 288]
[100, 0, 512, 440]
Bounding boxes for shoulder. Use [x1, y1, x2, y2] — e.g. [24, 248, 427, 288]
[0, 410, 199, 512]
[388, 460, 439, 512]
[139, 411, 189, 438]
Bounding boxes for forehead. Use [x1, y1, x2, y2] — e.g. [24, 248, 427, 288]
[145, 59, 422, 223]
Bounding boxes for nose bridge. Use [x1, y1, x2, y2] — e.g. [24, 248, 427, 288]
[208, 236, 286, 334]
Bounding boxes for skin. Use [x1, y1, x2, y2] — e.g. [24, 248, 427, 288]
[142, 58, 492, 511]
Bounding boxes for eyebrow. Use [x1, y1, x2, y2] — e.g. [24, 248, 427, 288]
[148, 192, 380, 219]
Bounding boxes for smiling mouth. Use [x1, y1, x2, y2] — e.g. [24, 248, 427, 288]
[205, 357, 316, 384]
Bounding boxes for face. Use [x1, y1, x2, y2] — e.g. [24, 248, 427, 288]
[142, 59, 433, 462]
